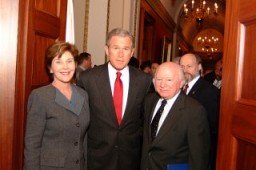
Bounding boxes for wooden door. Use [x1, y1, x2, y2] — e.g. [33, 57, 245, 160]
[13, 0, 67, 169]
[217, 0, 256, 169]
[138, 6, 156, 65]
[0, 0, 19, 169]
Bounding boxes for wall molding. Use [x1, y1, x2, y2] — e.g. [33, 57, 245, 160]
[83, 0, 90, 51]
[133, 0, 139, 37]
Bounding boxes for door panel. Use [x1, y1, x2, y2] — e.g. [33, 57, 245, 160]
[240, 23, 256, 101]
[34, 10, 61, 38]
[236, 141, 256, 169]
[32, 36, 53, 86]
[217, 0, 256, 169]
[13, 0, 67, 169]
[35, 0, 58, 14]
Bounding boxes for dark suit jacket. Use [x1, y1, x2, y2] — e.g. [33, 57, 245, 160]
[141, 92, 210, 170]
[188, 77, 220, 135]
[204, 71, 216, 84]
[78, 63, 152, 170]
[76, 66, 85, 82]
[188, 77, 220, 170]
[24, 84, 90, 170]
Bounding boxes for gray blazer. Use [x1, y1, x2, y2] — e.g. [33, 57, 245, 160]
[141, 92, 210, 170]
[24, 84, 90, 170]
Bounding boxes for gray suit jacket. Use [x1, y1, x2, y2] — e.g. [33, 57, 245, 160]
[76, 66, 85, 82]
[78, 63, 152, 170]
[24, 84, 90, 170]
[141, 92, 210, 170]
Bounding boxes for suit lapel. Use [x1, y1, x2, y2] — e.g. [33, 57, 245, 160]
[148, 94, 160, 142]
[55, 85, 85, 116]
[188, 77, 203, 96]
[96, 64, 118, 124]
[121, 68, 138, 125]
[71, 86, 85, 115]
[152, 93, 185, 144]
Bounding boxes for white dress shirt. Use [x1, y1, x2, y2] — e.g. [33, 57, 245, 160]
[213, 79, 221, 89]
[151, 91, 181, 135]
[184, 75, 200, 94]
[108, 63, 129, 118]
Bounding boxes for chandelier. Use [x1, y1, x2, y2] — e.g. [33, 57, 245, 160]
[183, 0, 218, 25]
[197, 34, 219, 53]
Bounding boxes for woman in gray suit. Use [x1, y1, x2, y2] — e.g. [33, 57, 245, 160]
[24, 41, 90, 170]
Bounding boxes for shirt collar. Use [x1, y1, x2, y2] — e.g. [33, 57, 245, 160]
[188, 75, 200, 88]
[108, 62, 129, 76]
[161, 90, 181, 105]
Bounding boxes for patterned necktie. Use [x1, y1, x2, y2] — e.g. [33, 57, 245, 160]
[183, 84, 189, 94]
[151, 100, 167, 141]
[113, 72, 123, 125]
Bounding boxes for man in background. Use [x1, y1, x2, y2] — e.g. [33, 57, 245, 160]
[76, 52, 92, 82]
[140, 60, 152, 74]
[204, 58, 223, 89]
[172, 56, 181, 64]
[180, 53, 220, 170]
[128, 56, 139, 69]
[150, 62, 159, 77]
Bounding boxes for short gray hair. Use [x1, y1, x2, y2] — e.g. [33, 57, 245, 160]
[106, 28, 135, 48]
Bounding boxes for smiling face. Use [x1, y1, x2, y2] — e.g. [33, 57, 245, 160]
[105, 35, 134, 71]
[50, 51, 76, 85]
[154, 62, 185, 100]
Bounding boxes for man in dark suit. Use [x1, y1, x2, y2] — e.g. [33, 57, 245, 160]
[180, 53, 220, 170]
[78, 28, 152, 170]
[204, 58, 223, 89]
[76, 52, 92, 82]
[141, 62, 210, 170]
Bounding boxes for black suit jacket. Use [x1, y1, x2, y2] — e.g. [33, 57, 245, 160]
[188, 77, 220, 134]
[141, 92, 210, 170]
[204, 71, 216, 84]
[188, 77, 220, 170]
[78, 63, 152, 170]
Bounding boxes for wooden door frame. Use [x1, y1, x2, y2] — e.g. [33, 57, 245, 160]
[217, 0, 256, 169]
[13, 0, 67, 169]
[0, 0, 19, 169]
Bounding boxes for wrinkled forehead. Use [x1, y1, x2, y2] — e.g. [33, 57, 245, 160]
[108, 36, 133, 47]
[155, 66, 174, 78]
[181, 55, 197, 65]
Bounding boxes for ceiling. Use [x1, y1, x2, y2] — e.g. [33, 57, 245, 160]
[160, 0, 226, 58]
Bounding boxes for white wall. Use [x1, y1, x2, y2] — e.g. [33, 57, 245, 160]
[73, 0, 85, 53]
[87, 0, 108, 66]
[109, 0, 132, 31]
[74, 0, 138, 66]
[74, 0, 107, 66]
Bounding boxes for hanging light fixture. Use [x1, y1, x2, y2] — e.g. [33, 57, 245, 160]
[197, 34, 219, 53]
[183, 0, 218, 25]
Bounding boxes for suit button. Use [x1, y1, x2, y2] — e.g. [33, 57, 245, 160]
[148, 152, 151, 157]
[76, 159, 79, 164]
[114, 145, 118, 149]
[76, 123, 80, 127]
[74, 142, 78, 146]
